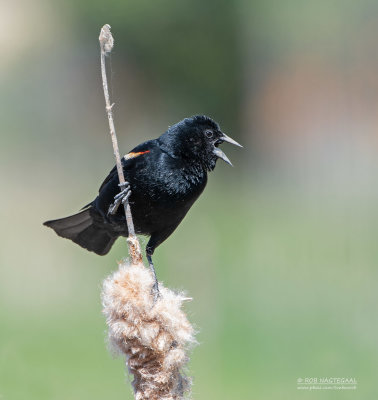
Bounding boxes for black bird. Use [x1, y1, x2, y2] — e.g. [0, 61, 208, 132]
[44, 115, 242, 291]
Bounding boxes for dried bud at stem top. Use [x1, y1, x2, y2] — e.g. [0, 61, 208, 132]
[99, 24, 114, 55]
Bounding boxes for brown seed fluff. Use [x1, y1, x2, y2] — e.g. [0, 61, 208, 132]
[102, 261, 196, 400]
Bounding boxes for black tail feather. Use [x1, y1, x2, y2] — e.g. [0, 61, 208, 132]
[44, 208, 117, 255]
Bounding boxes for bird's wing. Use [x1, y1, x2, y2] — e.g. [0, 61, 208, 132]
[98, 140, 156, 193]
[98, 165, 118, 193]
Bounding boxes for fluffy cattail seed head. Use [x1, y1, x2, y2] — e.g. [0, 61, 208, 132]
[102, 261, 197, 400]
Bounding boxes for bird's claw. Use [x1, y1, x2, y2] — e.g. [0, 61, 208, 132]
[118, 182, 130, 191]
[108, 182, 132, 215]
[114, 185, 130, 201]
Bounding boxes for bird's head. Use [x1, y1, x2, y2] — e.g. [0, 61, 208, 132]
[161, 115, 242, 171]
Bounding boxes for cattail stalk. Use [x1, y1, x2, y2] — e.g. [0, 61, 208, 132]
[98, 25, 196, 399]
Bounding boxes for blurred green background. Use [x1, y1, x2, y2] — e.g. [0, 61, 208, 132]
[1, 0, 378, 398]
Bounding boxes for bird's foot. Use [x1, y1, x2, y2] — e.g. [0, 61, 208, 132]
[108, 182, 131, 215]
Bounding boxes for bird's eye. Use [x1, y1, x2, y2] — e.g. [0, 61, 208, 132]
[205, 130, 213, 138]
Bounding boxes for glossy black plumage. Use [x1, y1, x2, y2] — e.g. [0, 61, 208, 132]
[44, 115, 241, 259]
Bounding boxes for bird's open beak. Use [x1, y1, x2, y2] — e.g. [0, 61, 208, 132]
[213, 133, 243, 166]
[213, 147, 233, 166]
[221, 133, 243, 148]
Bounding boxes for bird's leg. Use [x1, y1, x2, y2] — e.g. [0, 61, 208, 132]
[146, 248, 160, 303]
[108, 182, 131, 215]
[145, 229, 177, 303]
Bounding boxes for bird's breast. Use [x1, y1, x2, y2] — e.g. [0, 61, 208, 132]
[131, 163, 207, 206]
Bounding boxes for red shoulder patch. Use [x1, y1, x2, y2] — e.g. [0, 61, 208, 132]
[124, 150, 150, 160]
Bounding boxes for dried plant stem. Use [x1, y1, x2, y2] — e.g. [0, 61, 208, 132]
[99, 24, 142, 263]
